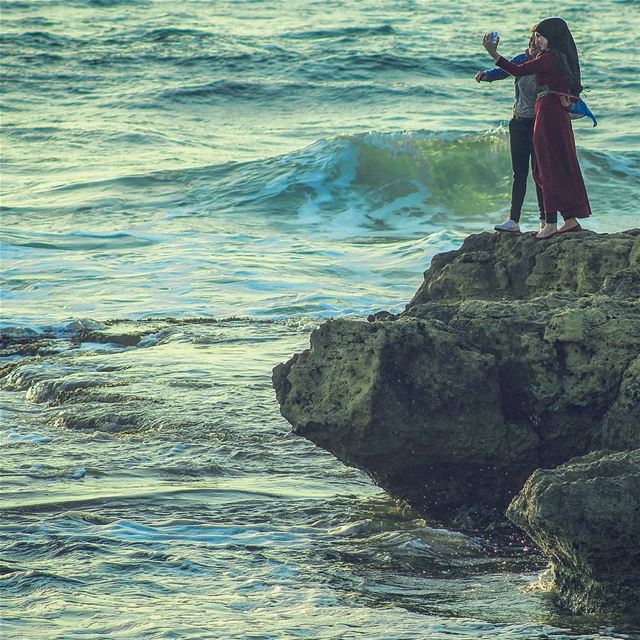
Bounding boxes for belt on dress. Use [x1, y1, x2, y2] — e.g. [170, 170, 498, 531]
[536, 85, 576, 102]
[536, 85, 554, 100]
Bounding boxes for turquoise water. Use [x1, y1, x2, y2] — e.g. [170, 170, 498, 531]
[1, 1, 639, 638]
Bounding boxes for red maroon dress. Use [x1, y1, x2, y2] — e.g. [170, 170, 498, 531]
[496, 50, 591, 219]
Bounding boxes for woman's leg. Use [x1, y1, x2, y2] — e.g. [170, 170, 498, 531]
[558, 217, 580, 232]
[509, 118, 532, 223]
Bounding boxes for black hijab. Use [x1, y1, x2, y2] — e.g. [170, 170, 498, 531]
[536, 17, 583, 95]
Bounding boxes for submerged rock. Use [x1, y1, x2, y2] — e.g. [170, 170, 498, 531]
[507, 449, 640, 614]
[273, 230, 640, 528]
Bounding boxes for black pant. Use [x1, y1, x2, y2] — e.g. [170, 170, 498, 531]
[509, 117, 544, 222]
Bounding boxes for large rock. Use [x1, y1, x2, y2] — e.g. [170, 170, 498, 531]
[407, 228, 640, 305]
[507, 449, 640, 614]
[274, 317, 513, 525]
[273, 230, 640, 527]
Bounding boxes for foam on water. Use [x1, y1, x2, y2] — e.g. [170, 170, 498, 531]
[2, 319, 639, 638]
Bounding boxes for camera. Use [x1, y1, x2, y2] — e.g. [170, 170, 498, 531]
[489, 31, 499, 43]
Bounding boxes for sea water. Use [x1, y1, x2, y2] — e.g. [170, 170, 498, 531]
[1, 1, 639, 638]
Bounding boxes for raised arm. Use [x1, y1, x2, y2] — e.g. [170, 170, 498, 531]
[495, 52, 555, 77]
[482, 33, 555, 77]
[481, 52, 528, 81]
[479, 68, 506, 82]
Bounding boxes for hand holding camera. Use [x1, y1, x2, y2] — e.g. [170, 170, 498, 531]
[483, 31, 500, 60]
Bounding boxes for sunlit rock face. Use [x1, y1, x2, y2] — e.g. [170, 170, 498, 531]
[507, 449, 640, 614]
[273, 229, 640, 528]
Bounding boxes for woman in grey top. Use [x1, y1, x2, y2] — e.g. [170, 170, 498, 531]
[476, 30, 545, 232]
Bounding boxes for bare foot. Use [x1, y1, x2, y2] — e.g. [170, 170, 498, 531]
[535, 223, 558, 239]
[558, 219, 580, 233]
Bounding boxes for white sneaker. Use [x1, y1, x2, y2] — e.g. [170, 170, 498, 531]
[494, 219, 521, 233]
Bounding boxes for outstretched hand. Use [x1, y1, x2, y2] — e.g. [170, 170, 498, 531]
[482, 33, 500, 61]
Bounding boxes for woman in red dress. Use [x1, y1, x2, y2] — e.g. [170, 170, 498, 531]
[483, 18, 591, 239]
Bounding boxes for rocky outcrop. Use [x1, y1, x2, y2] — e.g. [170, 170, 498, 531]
[274, 317, 515, 526]
[507, 449, 640, 614]
[406, 228, 640, 306]
[273, 230, 640, 528]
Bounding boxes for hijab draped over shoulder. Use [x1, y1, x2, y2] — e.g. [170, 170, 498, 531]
[535, 17, 583, 95]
